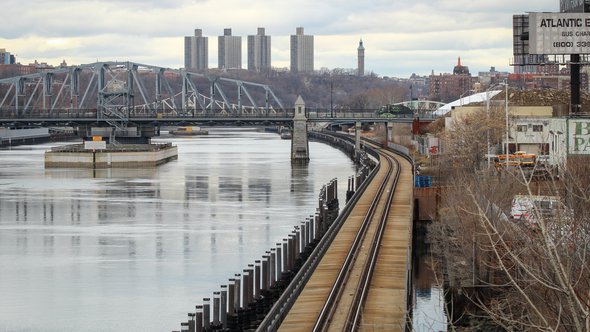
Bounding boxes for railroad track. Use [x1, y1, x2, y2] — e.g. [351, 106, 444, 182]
[277, 140, 414, 332]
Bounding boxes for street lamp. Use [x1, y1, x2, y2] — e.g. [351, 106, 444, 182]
[485, 82, 507, 168]
[330, 80, 333, 118]
[504, 79, 509, 168]
[549, 130, 563, 171]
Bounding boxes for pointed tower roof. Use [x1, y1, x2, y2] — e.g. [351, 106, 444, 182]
[294, 95, 306, 120]
[453, 56, 469, 76]
[358, 38, 364, 50]
[295, 95, 305, 106]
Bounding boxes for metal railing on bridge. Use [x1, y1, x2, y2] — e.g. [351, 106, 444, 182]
[0, 107, 439, 126]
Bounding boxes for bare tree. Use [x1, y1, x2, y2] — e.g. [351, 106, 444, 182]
[437, 105, 505, 175]
[346, 93, 370, 111]
[430, 152, 590, 331]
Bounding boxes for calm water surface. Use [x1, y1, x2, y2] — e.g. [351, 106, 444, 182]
[0, 128, 356, 332]
[412, 222, 448, 331]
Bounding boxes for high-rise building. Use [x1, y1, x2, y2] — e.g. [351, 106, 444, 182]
[218, 28, 242, 70]
[560, 0, 589, 113]
[290, 27, 314, 73]
[184, 29, 208, 70]
[247, 28, 271, 72]
[357, 39, 365, 76]
[512, 15, 550, 74]
[560, 0, 590, 12]
[0, 48, 15, 65]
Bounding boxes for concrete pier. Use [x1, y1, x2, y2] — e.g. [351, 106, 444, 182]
[44, 143, 178, 168]
[291, 96, 309, 164]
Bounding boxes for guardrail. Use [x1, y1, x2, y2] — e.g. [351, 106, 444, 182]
[50, 142, 173, 153]
[0, 108, 440, 123]
[171, 131, 375, 332]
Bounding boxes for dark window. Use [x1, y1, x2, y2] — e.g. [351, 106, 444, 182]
[533, 125, 543, 132]
[517, 125, 527, 132]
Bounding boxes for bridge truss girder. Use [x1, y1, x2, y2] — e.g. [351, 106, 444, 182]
[0, 61, 285, 121]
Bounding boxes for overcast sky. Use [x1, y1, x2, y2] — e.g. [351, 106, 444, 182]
[0, 0, 558, 78]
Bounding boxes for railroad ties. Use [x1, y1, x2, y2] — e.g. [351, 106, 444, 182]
[277, 141, 414, 332]
[172, 132, 411, 332]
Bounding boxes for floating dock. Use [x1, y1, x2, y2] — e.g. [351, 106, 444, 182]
[45, 143, 178, 168]
[169, 126, 208, 136]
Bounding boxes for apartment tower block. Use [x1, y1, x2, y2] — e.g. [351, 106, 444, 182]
[184, 29, 208, 70]
[290, 27, 314, 73]
[218, 28, 242, 70]
[247, 28, 271, 72]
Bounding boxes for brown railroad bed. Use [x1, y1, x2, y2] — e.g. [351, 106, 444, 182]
[278, 143, 414, 332]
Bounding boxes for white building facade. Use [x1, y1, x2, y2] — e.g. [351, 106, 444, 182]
[508, 117, 590, 170]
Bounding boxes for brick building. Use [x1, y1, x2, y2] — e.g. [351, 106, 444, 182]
[429, 57, 474, 103]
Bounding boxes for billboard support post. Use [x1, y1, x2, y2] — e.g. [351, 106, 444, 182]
[529, 12, 590, 115]
[571, 54, 581, 114]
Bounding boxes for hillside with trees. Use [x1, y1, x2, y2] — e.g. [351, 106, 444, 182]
[206, 68, 410, 110]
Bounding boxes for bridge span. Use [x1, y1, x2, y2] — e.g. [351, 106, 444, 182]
[0, 60, 436, 129]
[0, 61, 434, 162]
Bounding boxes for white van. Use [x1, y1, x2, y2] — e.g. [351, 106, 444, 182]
[510, 195, 561, 223]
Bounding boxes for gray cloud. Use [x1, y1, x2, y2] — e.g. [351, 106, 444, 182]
[0, 0, 556, 77]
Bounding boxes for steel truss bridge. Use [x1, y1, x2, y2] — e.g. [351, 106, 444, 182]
[0, 61, 435, 143]
[0, 61, 288, 127]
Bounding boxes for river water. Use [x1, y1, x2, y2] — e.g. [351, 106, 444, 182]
[412, 222, 448, 331]
[0, 128, 356, 332]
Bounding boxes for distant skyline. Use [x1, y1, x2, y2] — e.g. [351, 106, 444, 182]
[0, 0, 558, 77]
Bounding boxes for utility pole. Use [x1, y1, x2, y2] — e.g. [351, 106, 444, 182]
[330, 81, 333, 118]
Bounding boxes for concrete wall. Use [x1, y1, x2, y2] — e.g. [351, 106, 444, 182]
[0, 127, 49, 138]
[446, 105, 554, 132]
[45, 146, 178, 168]
[450, 105, 553, 123]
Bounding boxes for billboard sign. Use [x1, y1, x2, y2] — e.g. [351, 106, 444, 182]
[84, 140, 106, 151]
[569, 119, 590, 154]
[529, 12, 590, 54]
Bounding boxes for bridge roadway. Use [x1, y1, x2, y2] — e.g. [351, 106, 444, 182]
[0, 109, 419, 127]
[277, 140, 414, 331]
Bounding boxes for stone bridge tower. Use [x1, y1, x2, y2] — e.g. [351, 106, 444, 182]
[291, 96, 309, 164]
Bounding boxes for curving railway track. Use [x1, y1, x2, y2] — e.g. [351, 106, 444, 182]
[277, 140, 414, 332]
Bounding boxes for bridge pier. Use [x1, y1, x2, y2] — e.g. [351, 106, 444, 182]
[291, 96, 309, 164]
[387, 122, 393, 144]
